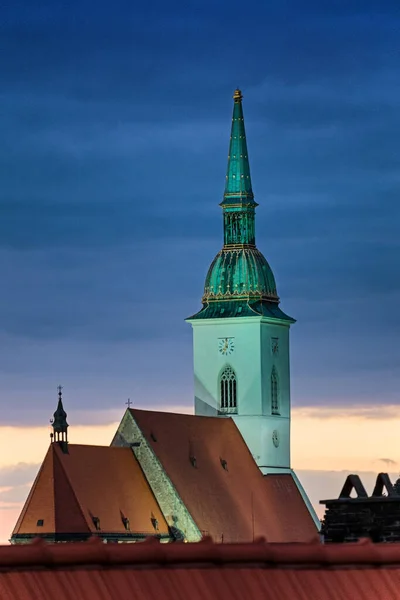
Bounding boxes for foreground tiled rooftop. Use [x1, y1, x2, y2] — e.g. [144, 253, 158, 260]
[1, 537, 400, 599]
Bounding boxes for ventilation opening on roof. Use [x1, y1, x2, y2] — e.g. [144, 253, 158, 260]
[151, 515, 159, 531]
[122, 516, 130, 531]
[150, 431, 157, 442]
[189, 455, 197, 468]
[220, 458, 228, 471]
[36, 519, 44, 527]
[92, 516, 101, 531]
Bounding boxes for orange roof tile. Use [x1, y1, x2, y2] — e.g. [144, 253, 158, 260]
[12, 444, 57, 536]
[0, 537, 400, 600]
[263, 474, 317, 541]
[129, 409, 317, 543]
[12, 443, 168, 540]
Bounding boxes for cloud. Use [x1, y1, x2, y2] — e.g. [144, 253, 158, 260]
[0, 0, 399, 424]
[0, 463, 40, 488]
[378, 458, 397, 467]
[0, 485, 31, 503]
[293, 406, 400, 421]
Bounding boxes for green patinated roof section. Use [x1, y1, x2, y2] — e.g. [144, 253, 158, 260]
[186, 89, 295, 324]
[221, 89, 256, 206]
[187, 300, 295, 322]
[203, 247, 277, 301]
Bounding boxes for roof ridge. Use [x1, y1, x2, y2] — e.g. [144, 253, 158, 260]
[52, 444, 92, 533]
[128, 407, 232, 423]
[61, 443, 129, 450]
[2, 537, 398, 569]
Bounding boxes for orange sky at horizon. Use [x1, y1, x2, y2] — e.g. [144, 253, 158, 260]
[1, 404, 400, 543]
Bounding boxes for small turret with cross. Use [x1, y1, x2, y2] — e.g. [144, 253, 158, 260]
[50, 385, 69, 450]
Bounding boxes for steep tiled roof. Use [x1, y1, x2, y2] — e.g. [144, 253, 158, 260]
[1, 537, 400, 600]
[263, 474, 318, 541]
[129, 409, 317, 542]
[12, 443, 168, 540]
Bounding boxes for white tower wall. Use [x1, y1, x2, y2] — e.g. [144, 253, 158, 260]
[189, 316, 292, 472]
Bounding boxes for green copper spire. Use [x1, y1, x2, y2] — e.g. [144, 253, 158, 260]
[222, 89, 256, 206]
[187, 89, 294, 323]
[221, 90, 257, 247]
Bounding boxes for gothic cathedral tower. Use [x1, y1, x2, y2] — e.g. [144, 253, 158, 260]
[187, 89, 295, 475]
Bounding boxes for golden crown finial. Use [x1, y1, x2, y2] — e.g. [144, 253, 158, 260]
[233, 88, 243, 102]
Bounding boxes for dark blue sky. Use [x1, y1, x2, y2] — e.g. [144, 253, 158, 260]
[1, 0, 399, 425]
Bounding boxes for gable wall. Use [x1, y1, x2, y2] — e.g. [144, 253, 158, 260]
[112, 411, 202, 542]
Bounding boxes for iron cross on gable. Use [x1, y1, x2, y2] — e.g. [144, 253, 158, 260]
[126, 398, 132, 408]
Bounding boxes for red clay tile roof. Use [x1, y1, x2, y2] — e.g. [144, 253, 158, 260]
[1, 538, 400, 600]
[12, 443, 168, 539]
[263, 474, 318, 541]
[129, 409, 317, 543]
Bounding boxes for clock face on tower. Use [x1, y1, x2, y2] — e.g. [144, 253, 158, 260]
[218, 337, 235, 356]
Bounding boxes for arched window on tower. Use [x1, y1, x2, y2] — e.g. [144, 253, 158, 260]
[219, 365, 237, 414]
[271, 367, 279, 415]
